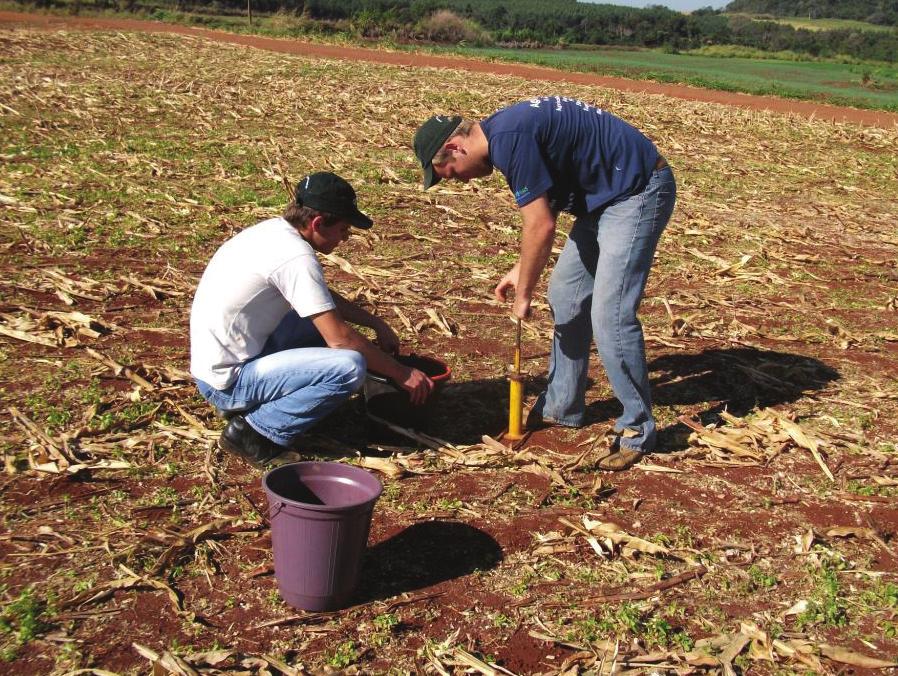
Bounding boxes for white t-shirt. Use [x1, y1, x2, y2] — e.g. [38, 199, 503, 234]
[190, 217, 335, 389]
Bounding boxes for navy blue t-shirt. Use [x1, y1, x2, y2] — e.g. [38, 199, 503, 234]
[480, 96, 659, 216]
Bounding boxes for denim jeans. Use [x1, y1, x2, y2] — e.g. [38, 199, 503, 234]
[534, 165, 676, 453]
[196, 312, 366, 447]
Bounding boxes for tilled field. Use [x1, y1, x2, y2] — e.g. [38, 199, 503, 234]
[1, 26, 897, 675]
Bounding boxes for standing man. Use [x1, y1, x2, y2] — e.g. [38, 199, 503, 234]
[414, 97, 675, 470]
[190, 172, 433, 466]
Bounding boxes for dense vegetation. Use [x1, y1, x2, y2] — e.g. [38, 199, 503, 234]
[725, 0, 898, 26]
[443, 43, 898, 111]
[30, 0, 898, 62]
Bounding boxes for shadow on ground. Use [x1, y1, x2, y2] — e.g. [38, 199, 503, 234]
[306, 347, 839, 453]
[426, 377, 509, 444]
[649, 347, 839, 452]
[428, 347, 839, 450]
[353, 521, 503, 603]
[304, 377, 512, 450]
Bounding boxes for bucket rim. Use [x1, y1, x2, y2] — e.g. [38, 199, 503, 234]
[262, 461, 383, 512]
[367, 353, 451, 385]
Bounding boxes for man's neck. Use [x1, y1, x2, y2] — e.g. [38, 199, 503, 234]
[470, 123, 489, 158]
[466, 123, 492, 171]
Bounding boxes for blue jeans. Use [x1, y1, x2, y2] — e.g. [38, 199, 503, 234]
[196, 312, 366, 447]
[534, 165, 676, 453]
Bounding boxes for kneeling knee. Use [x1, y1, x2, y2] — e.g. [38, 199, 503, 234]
[335, 351, 367, 393]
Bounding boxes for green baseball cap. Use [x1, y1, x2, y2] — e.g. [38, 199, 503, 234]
[295, 172, 372, 229]
[413, 115, 462, 188]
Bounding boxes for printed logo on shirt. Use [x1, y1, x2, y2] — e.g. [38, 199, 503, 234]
[528, 96, 604, 115]
[514, 186, 531, 201]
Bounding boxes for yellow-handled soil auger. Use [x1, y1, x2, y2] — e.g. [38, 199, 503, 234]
[506, 317, 524, 440]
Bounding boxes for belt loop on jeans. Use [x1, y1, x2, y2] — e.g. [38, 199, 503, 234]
[654, 155, 668, 171]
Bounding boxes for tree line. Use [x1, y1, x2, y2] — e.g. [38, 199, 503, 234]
[725, 0, 898, 26]
[46, 0, 898, 62]
[301, 0, 898, 61]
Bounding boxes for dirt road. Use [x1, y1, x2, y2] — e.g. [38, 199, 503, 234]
[2, 9, 897, 128]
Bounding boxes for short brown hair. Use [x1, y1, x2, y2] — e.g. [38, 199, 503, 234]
[431, 119, 474, 166]
[283, 203, 341, 230]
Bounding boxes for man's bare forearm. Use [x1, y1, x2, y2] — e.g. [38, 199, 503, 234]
[517, 197, 558, 301]
[332, 291, 384, 330]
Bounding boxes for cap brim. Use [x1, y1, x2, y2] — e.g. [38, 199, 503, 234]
[347, 209, 373, 229]
[422, 163, 441, 189]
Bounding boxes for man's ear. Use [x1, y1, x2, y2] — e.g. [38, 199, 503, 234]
[297, 214, 322, 240]
[444, 140, 466, 156]
[308, 214, 325, 234]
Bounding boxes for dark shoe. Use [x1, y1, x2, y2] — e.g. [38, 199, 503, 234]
[219, 415, 284, 467]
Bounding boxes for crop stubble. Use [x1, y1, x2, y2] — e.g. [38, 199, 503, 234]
[0, 27, 897, 674]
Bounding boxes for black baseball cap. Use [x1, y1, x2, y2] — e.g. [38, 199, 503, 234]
[294, 172, 373, 229]
[413, 115, 462, 188]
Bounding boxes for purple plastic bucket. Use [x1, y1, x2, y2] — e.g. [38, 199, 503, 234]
[262, 462, 383, 611]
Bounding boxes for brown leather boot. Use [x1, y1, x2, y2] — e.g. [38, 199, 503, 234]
[597, 447, 644, 471]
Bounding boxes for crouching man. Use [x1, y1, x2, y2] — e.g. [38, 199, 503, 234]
[190, 172, 434, 466]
